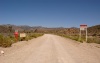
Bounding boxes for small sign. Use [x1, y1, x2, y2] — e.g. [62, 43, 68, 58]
[20, 33, 26, 38]
[80, 25, 87, 30]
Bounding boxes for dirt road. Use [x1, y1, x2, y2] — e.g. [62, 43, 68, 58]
[0, 34, 100, 63]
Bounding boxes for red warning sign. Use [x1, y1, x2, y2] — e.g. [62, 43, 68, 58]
[80, 25, 87, 30]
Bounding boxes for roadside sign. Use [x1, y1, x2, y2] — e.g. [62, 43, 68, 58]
[80, 25, 87, 30]
[79, 24, 88, 42]
[20, 33, 26, 38]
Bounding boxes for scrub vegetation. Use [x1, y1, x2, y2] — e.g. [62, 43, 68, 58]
[0, 24, 100, 47]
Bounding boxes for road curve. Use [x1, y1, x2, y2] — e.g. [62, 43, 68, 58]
[0, 34, 100, 63]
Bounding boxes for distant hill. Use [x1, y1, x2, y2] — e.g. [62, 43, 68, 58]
[0, 24, 47, 33]
[88, 25, 100, 36]
[0, 24, 100, 36]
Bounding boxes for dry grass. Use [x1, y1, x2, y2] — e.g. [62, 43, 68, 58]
[57, 34, 100, 44]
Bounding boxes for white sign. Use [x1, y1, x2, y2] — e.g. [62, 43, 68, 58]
[79, 24, 88, 42]
[80, 25, 87, 30]
[20, 33, 26, 37]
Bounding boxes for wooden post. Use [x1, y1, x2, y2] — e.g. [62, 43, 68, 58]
[79, 29, 81, 41]
[86, 27, 87, 42]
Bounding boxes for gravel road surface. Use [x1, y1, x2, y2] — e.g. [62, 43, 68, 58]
[0, 34, 100, 63]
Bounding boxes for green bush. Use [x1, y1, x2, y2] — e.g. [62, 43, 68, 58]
[0, 33, 44, 47]
[0, 34, 12, 47]
[8, 35, 17, 43]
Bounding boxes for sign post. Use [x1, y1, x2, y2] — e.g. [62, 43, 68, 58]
[80, 25, 87, 42]
[86, 27, 87, 42]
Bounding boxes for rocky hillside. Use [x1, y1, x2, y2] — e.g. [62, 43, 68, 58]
[88, 25, 100, 36]
[0, 24, 100, 36]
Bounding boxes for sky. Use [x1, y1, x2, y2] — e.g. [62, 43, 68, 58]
[0, 0, 100, 27]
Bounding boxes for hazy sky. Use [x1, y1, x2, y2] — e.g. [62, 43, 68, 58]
[0, 0, 100, 27]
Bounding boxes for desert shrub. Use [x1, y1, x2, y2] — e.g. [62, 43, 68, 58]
[59, 34, 100, 44]
[8, 35, 17, 43]
[0, 33, 44, 47]
[0, 34, 12, 47]
[30, 33, 43, 39]
[29, 33, 44, 38]
[57, 34, 85, 42]
[19, 33, 44, 41]
[87, 37, 100, 44]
